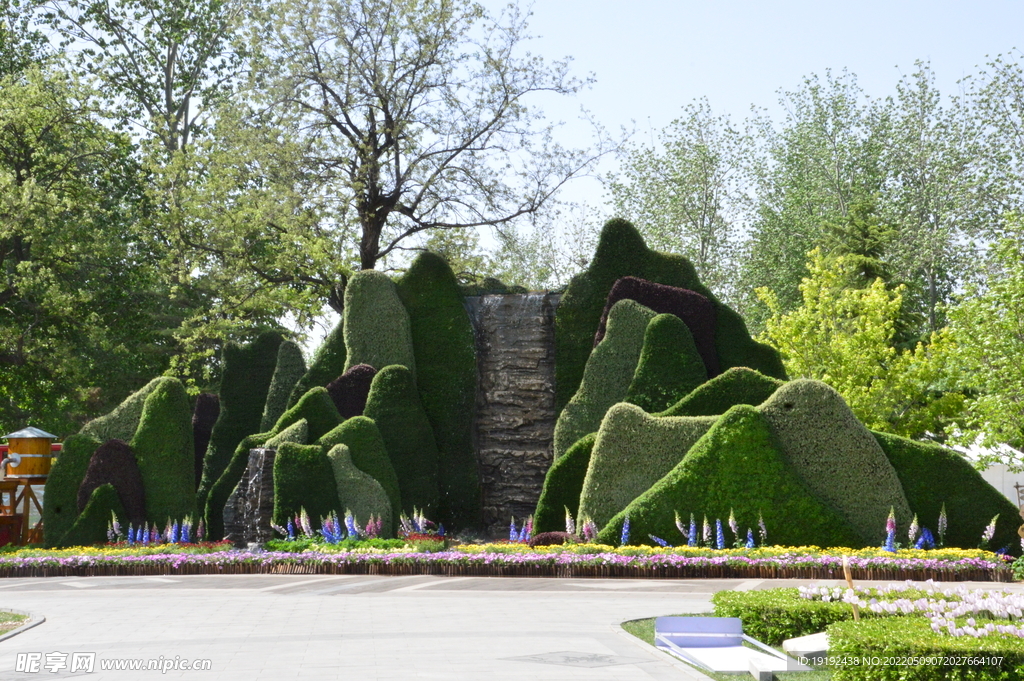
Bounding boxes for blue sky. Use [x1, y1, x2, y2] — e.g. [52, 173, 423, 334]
[488, 1, 1024, 208]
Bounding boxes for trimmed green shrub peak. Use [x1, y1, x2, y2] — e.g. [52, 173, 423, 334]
[597, 405, 863, 548]
[81, 377, 176, 443]
[261, 340, 307, 432]
[554, 217, 785, 412]
[272, 387, 341, 443]
[577, 402, 715, 529]
[57, 483, 127, 548]
[757, 379, 912, 544]
[553, 298, 656, 460]
[327, 444, 393, 537]
[273, 442, 341, 530]
[344, 269, 416, 376]
[658, 367, 784, 417]
[198, 331, 284, 512]
[625, 313, 708, 414]
[534, 433, 596, 533]
[287, 318, 346, 409]
[397, 251, 480, 529]
[363, 365, 440, 515]
[876, 431, 1019, 553]
[43, 433, 101, 547]
[131, 377, 195, 526]
[317, 416, 401, 535]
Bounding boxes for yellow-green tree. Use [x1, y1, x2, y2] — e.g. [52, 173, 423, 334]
[756, 249, 963, 438]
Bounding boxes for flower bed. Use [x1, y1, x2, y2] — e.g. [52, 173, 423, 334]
[0, 546, 1011, 581]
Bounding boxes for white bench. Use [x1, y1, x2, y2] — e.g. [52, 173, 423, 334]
[654, 616, 808, 677]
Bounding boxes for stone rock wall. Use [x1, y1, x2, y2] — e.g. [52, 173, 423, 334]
[224, 448, 277, 547]
[464, 294, 560, 537]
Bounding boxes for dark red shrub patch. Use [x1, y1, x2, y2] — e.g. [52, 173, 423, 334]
[77, 439, 146, 527]
[529, 531, 576, 547]
[326, 364, 377, 420]
[594, 276, 720, 377]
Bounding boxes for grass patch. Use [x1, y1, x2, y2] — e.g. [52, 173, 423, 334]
[621, 613, 831, 681]
[0, 610, 28, 634]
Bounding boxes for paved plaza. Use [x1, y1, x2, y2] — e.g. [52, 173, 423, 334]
[0, 575, 1019, 680]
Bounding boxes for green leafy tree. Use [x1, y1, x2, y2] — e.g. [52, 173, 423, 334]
[255, 0, 603, 271]
[757, 249, 963, 439]
[947, 221, 1024, 466]
[0, 66, 173, 432]
[610, 99, 742, 301]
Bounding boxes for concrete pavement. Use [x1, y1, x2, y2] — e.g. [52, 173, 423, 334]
[0, 575, 1017, 681]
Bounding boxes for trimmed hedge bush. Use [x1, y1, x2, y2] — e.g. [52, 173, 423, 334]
[595, 276, 720, 377]
[363, 365, 440, 515]
[553, 299, 656, 460]
[577, 403, 715, 528]
[343, 269, 416, 376]
[316, 416, 401, 535]
[458, 276, 527, 297]
[131, 377, 195, 526]
[876, 431, 1020, 553]
[198, 331, 283, 511]
[191, 393, 219, 491]
[554, 218, 786, 412]
[534, 433, 596, 533]
[260, 340, 307, 432]
[828, 617, 1024, 681]
[76, 439, 146, 527]
[325, 364, 377, 420]
[326, 444, 393, 537]
[204, 419, 310, 541]
[272, 442, 341, 530]
[287, 318, 346, 409]
[81, 376, 174, 442]
[758, 379, 912, 545]
[59, 483, 126, 548]
[712, 588, 860, 646]
[43, 434, 101, 547]
[271, 387, 342, 443]
[597, 405, 864, 548]
[624, 313, 708, 414]
[658, 367, 783, 417]
[397, 252, 480, 529]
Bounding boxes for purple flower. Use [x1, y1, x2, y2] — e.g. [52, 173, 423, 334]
[938, 503, 947, 547]
[981, 514, 999, 549]
[565, 508, 576, 536]
[758, 512, 767, 546]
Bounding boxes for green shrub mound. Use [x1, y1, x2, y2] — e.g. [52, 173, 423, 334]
[81, 376, 176, 442]
[343, 269, 416, 376]
[876, 431, 1020, 552]
[828, 617, 1024, 681]
[578, 403, 716, 529]
[534, 433, 596, 533]
[397, 251, 480, 529]
[624, 313, 708, 414]
[191, 393, 219, 491]
[658, 367, 784, 417]
[758, 379, 912, 545]
[271, 387, 341, 443]
[316, 416, 401, 534]
[43, 434, 101, 547]
[76, 439, 146, 527]
[58, 483, 126, 548]
[553, 299, 656, 460]
[131, 377, 195, 526]
[326, 444, 393, 537]
[273, 442, 341, 530]
[363, 365, 440, 515]
[711, 588, 861, 646]
[554, 218, 786, 412]
[260, 340, 307, 432]
[198, 331, 284, 511]
[204, 419, 310, 541]
[287, 318, 346, 409]
[597, 406, 864, 548]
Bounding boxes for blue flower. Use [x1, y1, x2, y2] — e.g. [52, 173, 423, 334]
[688, 515, 697, 547]
[649, 535, 671, 548]
[715, 519, 725, 550]
[620, 516, 631, 546]
[915, 527, 935, 550]
[746, 529, 755, 549]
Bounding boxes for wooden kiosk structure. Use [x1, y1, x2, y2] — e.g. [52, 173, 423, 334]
[0, 427, 60, 545]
